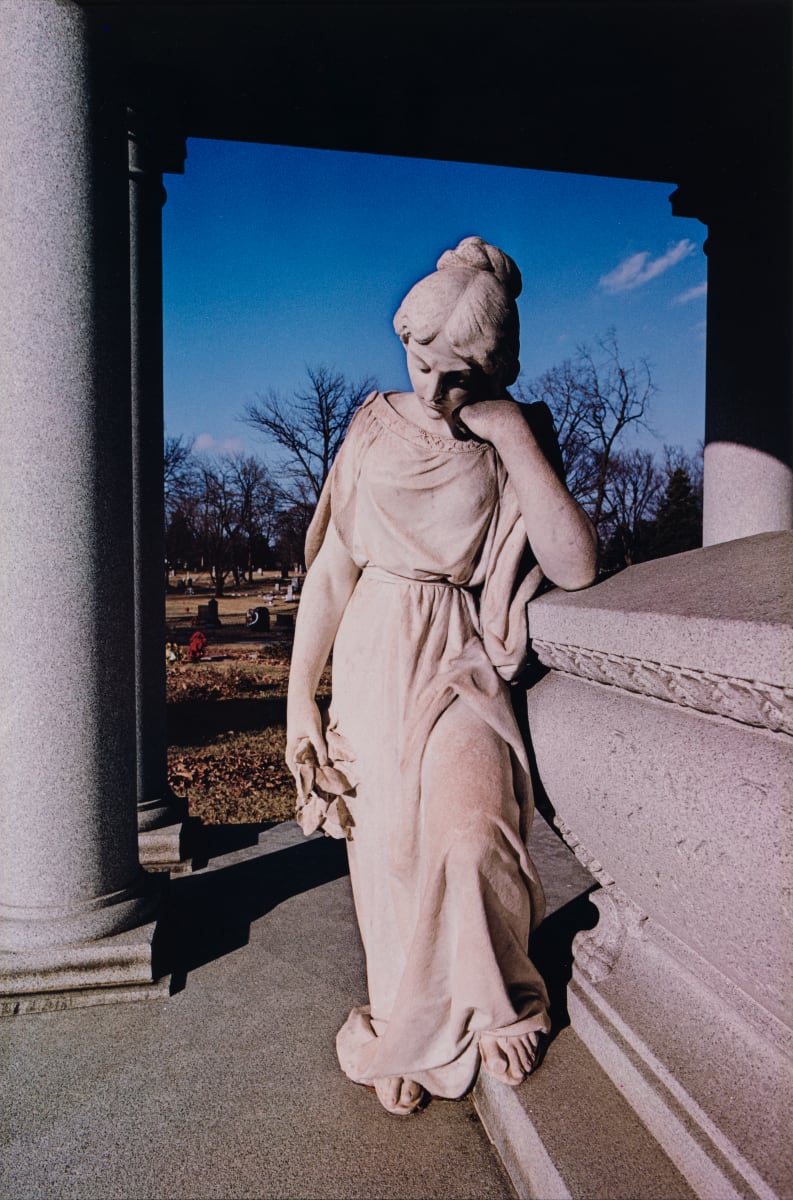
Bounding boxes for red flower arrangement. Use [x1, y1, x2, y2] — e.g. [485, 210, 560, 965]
[188, 630, 208, 662]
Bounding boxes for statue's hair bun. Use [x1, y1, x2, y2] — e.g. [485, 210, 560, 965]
[436, 236, 522, 300]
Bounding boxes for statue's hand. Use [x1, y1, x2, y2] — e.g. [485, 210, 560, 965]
[455, 397, 526, 445]
[286, 698, 328, 774]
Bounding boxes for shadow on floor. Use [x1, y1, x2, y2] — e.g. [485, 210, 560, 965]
[530, 886, 599, 1036]
[185, 819, 276, 869]
[153, 825, 349, 992]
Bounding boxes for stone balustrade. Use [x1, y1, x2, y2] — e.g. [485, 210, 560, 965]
[522, 531, 792, 1199]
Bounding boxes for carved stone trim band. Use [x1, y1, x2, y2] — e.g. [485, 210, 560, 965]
[531, 639, 793, 736]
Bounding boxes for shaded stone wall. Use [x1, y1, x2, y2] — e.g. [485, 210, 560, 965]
[524, 532, 793, 1198]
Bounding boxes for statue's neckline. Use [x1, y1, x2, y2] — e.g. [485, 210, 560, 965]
[377, 391, 487, 453]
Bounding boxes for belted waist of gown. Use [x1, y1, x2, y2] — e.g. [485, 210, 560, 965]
[360, 565, 464, 588]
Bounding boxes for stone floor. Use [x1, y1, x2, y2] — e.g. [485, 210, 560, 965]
[0, 818, 595, 1200]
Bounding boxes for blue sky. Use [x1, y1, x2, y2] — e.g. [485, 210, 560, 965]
[162, 139, 707, 462]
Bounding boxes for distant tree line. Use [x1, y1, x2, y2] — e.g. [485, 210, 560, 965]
[164, 335, 702, 594]
[164, 441, 280, 595]
[164, 366, 374, 596]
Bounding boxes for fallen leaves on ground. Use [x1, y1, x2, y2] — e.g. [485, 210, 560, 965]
[166, 639, 331, 825]
[168, 728, 296, 824]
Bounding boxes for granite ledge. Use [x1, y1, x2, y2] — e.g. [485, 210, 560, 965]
[528, 531, 793, 688]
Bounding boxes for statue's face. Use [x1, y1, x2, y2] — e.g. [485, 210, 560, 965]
[405, 329, 497, 423]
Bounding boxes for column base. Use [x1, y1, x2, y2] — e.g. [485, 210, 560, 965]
[139, 821, 192, 874]
[137, 790, 188, 832]
[138, 791, 192, 873]
[0, 921, 169, 1015]
[0, 871, 162, 951]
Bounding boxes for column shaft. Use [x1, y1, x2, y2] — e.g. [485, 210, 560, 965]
[702, 212, 793, 544]
[0, 0, 158, 950]
[128, 113, 188, 854]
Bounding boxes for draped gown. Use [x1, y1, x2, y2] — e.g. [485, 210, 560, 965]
[295, 391, 552, 1099]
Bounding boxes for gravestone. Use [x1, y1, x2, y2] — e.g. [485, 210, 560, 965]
[197, 599, 221, 627]
[246, 606, 270, 632]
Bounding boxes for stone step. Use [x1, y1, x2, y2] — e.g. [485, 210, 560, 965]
[473, 1025, 696, 1200]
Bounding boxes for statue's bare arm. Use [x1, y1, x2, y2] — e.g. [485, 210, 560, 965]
[460, 399, 598, 591]
[286, 520, 361, 770]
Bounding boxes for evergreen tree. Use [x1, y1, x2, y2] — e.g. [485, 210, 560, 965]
[651, 466, 702, 558]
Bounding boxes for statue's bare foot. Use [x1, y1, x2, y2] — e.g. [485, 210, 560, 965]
[479, 1030, 543, 1086]
[373, 1075, 426, 1115]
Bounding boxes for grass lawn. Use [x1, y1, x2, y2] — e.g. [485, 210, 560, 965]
[166, 579, 326, 825]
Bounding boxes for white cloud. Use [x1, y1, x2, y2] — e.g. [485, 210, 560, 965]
[193, 433, 245, 455]
[599, 239, 696, 294]
[672, 281, 708, 305]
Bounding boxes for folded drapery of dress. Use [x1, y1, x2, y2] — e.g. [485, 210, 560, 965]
[291, 724, 358, 840]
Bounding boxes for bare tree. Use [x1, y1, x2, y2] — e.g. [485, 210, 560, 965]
[163, 434, 195, 520]
[163, 442, 280, 590]
[600, 448, 663, 569]
[163, 435, 199, 571]
[517, 329, 656, 532]
[272, 480, 317, 571]
[223, 453, 280, 582]
[192, 458, 241, 596]
[241, 364, 376, 503]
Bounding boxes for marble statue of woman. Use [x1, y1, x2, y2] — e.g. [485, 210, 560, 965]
[286, 236, 597, 1116]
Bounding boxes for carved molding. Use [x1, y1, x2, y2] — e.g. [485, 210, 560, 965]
[553, 814, 648, 983]
[572, 885, 648, 984]
[553, 814, 614, 888]
[532, 640, 793, 736]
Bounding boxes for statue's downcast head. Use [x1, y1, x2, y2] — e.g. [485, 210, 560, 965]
[393, 237, 522, 388]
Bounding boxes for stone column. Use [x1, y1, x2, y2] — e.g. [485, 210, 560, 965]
[0, 0, 165, 1008]
[672, 184, 793, 545]
[128, 110, 190, 872]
